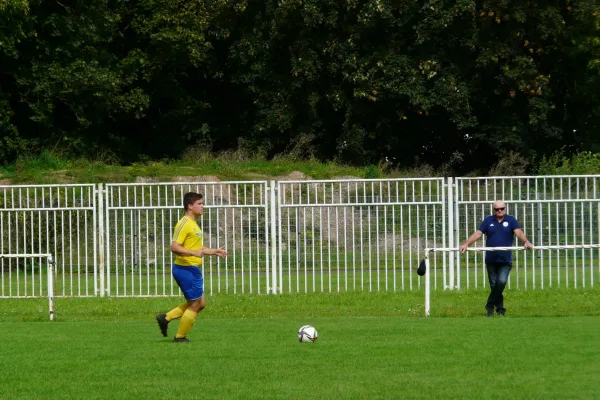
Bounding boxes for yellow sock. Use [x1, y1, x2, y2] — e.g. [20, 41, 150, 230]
[166, 303, 188, 322]
[175, 309, 198, 338]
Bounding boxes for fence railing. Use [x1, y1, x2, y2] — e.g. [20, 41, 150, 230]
[0, 184, 96, 298]
[276, 178, 446, 293]
[1, 175, 598, 298]
[102, 181, 270, 297]
[453, 176, 600, 290]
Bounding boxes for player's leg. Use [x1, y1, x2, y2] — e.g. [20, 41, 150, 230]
[174, 296, 204, 341]
[166, 303, 189, 321]
[174, 266, 204, 342]
[485, 264, 498, 316]
[187, 294, 206, 313]
[494, 264, 512, 316]
[156, 264, 187, 337]
[156, 264, 192, 337]
[156, 302, 189, 336]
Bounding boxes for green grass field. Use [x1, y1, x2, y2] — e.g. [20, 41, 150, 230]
[1, 289, 599, 399]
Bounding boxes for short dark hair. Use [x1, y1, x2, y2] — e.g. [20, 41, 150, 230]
[183, 192, 203, 212]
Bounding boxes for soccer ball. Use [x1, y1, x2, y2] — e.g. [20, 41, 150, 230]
[298, 325, 318, 343]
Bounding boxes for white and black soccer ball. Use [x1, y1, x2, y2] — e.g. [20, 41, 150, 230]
[298, 325, 318, 343]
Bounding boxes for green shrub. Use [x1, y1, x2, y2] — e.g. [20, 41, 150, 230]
[536, 151, 600, 175]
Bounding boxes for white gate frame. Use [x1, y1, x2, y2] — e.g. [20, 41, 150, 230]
[275, 178, 447, 293]
[102, 181, 271, 297]
[0, 184, 97, 298]
[452, 175, 600, 291]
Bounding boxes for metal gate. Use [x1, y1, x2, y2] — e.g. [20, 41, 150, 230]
[276, 178, 447, 293]
[452, 176, 600, 289]
[0, 184, 97, 297]
[101, 181, 271, 296]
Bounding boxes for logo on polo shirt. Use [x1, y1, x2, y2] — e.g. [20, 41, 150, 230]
[503, 222, 508, 227]
[490, 223, 494, 227]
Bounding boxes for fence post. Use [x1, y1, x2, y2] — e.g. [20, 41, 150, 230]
[270, 180, 278, 294]
[47, 254, 55, 321]
[425, 250, 431, 316]
[447, 177, 455, 290]
[98, 183, 105, 297]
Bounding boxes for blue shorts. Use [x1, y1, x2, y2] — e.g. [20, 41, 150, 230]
[172, 264, 204, 300]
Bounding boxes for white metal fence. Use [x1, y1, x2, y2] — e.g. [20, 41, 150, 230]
[1, 176, 598, 298]
[451, 176, 600, 290]
[276, 178, 446, 293]
[0, 184, 96, 298]
[102, 181, 270, 297]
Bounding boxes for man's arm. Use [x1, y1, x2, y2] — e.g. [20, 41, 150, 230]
[514, 229, 534, 249]
[459, 230, 483, 253]
[201, 246, 227, 259]
[171, 241, 203, 258]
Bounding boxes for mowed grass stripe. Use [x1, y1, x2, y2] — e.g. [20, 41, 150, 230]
[1, 287, 599, 323]
[0, 317, 599, 399]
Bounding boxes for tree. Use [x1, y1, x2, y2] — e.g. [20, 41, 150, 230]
[1, 0, 600, 171]
[0, 0, 32, 160]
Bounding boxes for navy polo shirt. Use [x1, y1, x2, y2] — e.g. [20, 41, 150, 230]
[478, 215, 520, 264]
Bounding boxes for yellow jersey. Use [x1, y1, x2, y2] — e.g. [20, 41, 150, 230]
[172, 216, 203, 266]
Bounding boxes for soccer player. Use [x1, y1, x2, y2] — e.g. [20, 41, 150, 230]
[459, 200, 533, 317]
[156, 192, 227, 342]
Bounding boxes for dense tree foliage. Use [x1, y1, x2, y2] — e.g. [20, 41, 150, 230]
[1, 0, 599, 172]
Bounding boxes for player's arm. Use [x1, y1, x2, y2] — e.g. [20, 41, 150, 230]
[171, 241, 204, 258]
[201, 246, 227, 259]
[514, 229, 534, 249]
[459, 230, 483, 253]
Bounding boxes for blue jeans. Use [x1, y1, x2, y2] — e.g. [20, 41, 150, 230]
[486, 263, 512, 313]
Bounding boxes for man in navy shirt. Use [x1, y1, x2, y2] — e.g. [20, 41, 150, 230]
[459, 200, 533, 316]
